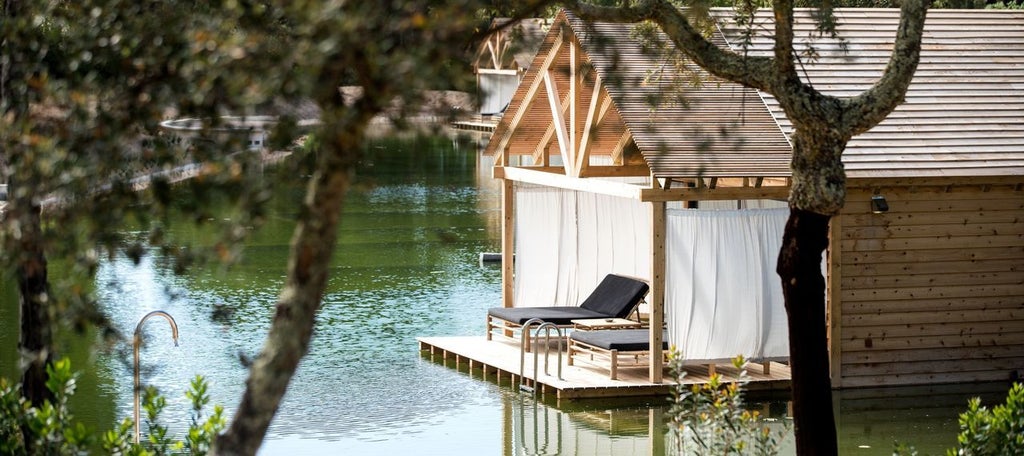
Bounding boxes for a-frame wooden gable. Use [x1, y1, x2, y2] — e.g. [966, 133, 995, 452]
[474, 18, 549, 73]
[488, 20, 646, 181]
[487, 10, 794, 202]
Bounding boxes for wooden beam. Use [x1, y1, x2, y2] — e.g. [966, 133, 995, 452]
[497, 31, 510, 68]
[595, 89, 613, 127]
[531, 125, 555, 164]
[575, 75, 603, 177]
[570, 41, 578, 173]
[578, 165, 650, 178]
[649, 201, 666, 383]
[848, 176, 1024, 191]
[493, 166, 566, 179]
[476, 68, 519, 75]
[501, 178, 515, 308]
[532, 85, 573, 164]
[495, 163, 647, 177]
[640, 185, 790, 202]
[487, 39, 499, 69]
[610, 130, 632, 165]
[492, 29, 564, 160]
[501, 166, 643, 200]
[543, 70, 573, 174]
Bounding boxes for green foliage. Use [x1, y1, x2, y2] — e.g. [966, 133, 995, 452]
[142, 386, 173, 455]
[0, 359, 224, 455]
[0, 358, 90, 454]
[0, 0, 292, 361]
[0, 377, 22, 453]
[893, 442, 920, 456]
[183, 375, 225, 456]
[947, 382, 1024, 456]
[100, 417, 147, 456]
[986, 0, 1024, 8]
[666, 352, 789, 456]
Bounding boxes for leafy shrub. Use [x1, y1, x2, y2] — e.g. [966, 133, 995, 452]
[947, 382, 1024, 456]
[666, 352, 789, 455]
[0, 359, 224, 455]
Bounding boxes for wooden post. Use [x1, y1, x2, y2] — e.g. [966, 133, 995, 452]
[570, 40, 577, 164]
[502, 178, 515, 308]
[649, 201, 666, 383]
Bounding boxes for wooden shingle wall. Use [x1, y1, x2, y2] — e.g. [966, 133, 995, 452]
[832, 180, 1024, 388]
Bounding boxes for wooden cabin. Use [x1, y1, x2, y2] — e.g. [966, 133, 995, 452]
[474, 18, 550, 116]
[485, 8, 1024, 389]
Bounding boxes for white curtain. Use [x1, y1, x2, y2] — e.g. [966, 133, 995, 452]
[513, 184, 651, 307]
[665, 208, 790, 361]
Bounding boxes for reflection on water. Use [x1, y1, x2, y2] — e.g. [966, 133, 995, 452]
[86, 133, 514, 452]
[510, 398, 672, 455]
[0, 131, 1014, 455]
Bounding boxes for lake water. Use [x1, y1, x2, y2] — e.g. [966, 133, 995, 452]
[0, 131, 1011, 455]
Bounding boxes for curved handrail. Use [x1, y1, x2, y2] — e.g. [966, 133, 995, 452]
[133, 310, 179, 444]
[518, 319, 565, 394]
[519, 318, 545, 392]
[534, 322, 564, 382]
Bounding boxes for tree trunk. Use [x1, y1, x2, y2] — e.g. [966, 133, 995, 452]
[17, 234, 51, 405]
[16, 202, 52, 407]
[213, 111, 370, 456]
[5, 0, 54, 435]
[12, 194, 53, 454]
[777, 208, 835, 455]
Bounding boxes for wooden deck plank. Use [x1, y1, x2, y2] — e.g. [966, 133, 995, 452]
[417, 336, 791, 399]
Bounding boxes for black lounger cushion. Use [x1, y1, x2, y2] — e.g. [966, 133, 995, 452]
[578, 274, 649, 318]
[488, 274, 649, 326]
[570, 329, 669, 352]
[487, 306, 609, 325]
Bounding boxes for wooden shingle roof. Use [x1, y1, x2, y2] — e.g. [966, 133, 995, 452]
[714, 8, 1024, 179]
[487, 8, 1024, 182]
[566, 11, 794, 178]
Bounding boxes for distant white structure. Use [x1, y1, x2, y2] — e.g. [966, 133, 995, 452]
[473, 19, 549, 116]
[159, 116, 278, 151]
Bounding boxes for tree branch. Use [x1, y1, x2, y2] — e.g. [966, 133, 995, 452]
[563, 0, 774, 91]
[772, 0, 796, 77]
[842, 0, 931, 135]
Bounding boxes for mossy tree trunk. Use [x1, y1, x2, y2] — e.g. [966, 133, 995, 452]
[15, 200, 53, 408]
[213, 86, 389, 456]
[2, 0, 54, 410]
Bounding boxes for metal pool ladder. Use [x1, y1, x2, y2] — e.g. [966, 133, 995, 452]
[518, 318, 564, 394]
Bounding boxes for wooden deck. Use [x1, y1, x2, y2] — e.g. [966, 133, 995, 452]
[418, 336, 791, 400]
[451, 119, 497, 132]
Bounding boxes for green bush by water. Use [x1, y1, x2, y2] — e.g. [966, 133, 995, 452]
[666, 351, 1023, 456]
[665, 353, 789, 456]
[0, 359, 223, 455]
[946, 382, 1024, 456]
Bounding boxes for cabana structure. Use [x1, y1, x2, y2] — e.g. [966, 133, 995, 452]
[486, 8, 1024, 388]
[474, 18, 550, 115]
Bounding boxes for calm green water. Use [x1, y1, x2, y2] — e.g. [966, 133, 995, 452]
[0, 132, 1010, 455]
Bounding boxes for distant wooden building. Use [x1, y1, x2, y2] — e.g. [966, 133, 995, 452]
[474, 18, 550, 115]
[486, 8, 1024, 388]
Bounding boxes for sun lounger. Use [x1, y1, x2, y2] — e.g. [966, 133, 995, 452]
[567, 329, 668, 380]
[486, 274, 649, 346]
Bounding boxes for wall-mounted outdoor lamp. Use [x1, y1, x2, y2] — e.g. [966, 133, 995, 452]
[871, 195, 889, 213]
